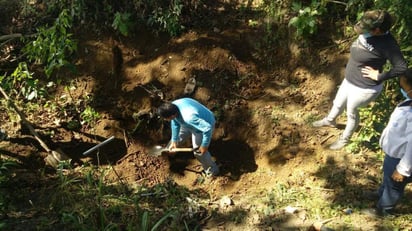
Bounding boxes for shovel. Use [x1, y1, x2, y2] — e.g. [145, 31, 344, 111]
[147, 145, 195, 157]
[0, 86, 70, 167]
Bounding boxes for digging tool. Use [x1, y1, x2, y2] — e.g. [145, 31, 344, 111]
[83, 136, 115, 155]
[147, 145, 195, 157]
[0, 86, 70, 167]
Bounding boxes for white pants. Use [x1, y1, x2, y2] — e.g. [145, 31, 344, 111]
[326, 79, 382, 139]
[173, 127, 219, 175]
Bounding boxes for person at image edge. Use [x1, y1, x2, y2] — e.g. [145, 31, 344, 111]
[313, 10, 407, 150]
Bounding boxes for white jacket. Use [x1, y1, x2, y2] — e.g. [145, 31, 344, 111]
[380, 99, 412, 177]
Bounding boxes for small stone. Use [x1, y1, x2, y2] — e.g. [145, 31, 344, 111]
[219, 196, 233, 208]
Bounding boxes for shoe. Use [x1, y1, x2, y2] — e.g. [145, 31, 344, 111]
[184, 77, 196, 95]
[203, 167, 219, 177]
[0, 129, 8, 141]
[329, 136, 349, 150]
[312, 118, 336, 128]
[361, 208, 395, 218]
[362, 191, 379, 201]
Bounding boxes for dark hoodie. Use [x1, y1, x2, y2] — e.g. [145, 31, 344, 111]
[345, 32, 407, 88]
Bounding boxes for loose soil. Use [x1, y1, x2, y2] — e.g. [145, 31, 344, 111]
[1, 3, 411, 231]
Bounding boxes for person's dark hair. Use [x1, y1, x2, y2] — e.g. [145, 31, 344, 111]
[157, 102, 179, 118]
[356, 10, 393, 32]
[400, 68, 412, 92]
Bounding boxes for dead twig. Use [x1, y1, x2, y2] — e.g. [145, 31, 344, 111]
[305, 186, 335, 191]
[137, 84, 164, 99]
[0, 33, 23, 41]
[325, 0, 347, 6]
[116, 151, 138, 164]
[320, 134, 334, 145]
[122, 129, 129, 148]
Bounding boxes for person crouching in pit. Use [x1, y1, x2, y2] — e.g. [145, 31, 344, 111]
[157, 98, 219, 176]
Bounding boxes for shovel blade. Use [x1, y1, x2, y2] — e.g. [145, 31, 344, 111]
[147, 145, 165, 157]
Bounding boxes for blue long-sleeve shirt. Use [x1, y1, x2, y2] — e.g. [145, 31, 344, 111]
[170, 98, 215, 147]
[380, 99, 412, 177]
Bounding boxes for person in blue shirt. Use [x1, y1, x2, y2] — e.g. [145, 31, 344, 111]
[157, 98, 219, 176]
[364, 69, 412, 217]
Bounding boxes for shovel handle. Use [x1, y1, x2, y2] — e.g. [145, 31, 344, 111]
[0, 86, 52, 153]
[170, 148, 194, 152]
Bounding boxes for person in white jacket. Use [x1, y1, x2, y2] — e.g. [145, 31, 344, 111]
[367, 68, 412, 216]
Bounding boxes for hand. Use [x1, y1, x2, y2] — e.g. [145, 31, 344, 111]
[199, 146, 208, 155]
[168, 142, 178, 152]
[391, 169, 405, 182]
[361, 66, 379, 81]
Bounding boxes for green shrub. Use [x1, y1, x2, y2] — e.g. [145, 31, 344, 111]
[147, 0, 184, 36]
[112, 11, 135, 36]
[0, 62, 46, 100]
[80, 106, 101, 127]
[288, 1, 324, 40]
[23, 9, 77, 78]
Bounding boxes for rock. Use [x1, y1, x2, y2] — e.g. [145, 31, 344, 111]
[219, 196, 233, 208]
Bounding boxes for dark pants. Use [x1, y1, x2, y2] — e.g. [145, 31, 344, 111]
[377, 155, 412, 211]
